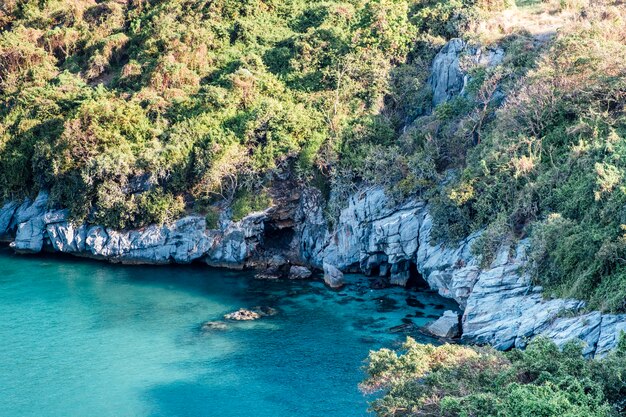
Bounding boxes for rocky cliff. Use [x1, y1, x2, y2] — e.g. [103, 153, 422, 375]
[0, 191, 265, 268]
[2, 186, 624, 357]
[299, 187, 626, 358]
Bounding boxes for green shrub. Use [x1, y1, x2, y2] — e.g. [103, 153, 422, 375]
[362, 336, 626, 417]
[204, 207, 221, 229]
[231, 189, 272, 222]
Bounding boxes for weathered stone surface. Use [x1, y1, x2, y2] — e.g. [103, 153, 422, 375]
[0, 201, 19, 236]
[206, 213, 265, 268]
[3, 193, 264, 269]
[429, 38, 505, 106]
[304, 186, 626, 356]
[47, 222, 87, 253]
[323, 262, 345, 288]
[430, 38, 467, 106]
[427, 310, 461, 339]
[596, 315, 626, 357]
[12, 216, 46, 253]
[12, 191, 49, 225]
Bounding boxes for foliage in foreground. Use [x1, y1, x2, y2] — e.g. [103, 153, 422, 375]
[361, 337, 626, 417]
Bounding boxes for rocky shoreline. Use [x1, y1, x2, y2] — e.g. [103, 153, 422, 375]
[1, 38, 624, 357]
[1, 186, 625, 357]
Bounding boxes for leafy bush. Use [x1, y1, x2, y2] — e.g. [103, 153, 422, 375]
[1, 0, 479, 230]
[362, 336, 626, 417]
[231, 188, 272, 221]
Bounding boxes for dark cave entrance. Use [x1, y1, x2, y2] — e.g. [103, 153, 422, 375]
[406, 261, 429, 290]
[370, 264, 380, 277]
[263, 222, 295, 251]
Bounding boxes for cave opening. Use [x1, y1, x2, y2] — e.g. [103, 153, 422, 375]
[263, 222, 295, 251]
[370, 264, 380, 277]
[406, 261, 429, 290]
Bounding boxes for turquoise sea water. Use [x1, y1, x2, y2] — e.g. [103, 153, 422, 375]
[0, 247, 457, 417]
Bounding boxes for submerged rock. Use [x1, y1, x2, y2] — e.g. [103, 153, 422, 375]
[323, 263, 344, 288]
[389, 322, 416, 333]
[427, 311, 461, 339]
[201, 321, 228, 331]
[253, 306, 278, 317]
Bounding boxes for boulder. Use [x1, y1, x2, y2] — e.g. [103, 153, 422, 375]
[323, 263, 344, 288]
[427, 311, 461, 339]
[288, 265, 312, 280]
[224, 309, 261, 321]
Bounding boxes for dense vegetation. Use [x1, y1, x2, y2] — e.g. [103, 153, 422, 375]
[0, 0, 490, 228]
[362, 336, 626, 417]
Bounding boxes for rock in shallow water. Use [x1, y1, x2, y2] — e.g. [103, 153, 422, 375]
[323, 263, 344, 288]
[288, 265, 312, 280]
[224, 306, 277, 321]
[427, 310, 461, 339]
[224, 309, 261, 321]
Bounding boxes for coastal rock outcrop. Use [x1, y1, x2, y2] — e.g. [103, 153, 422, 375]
[301, 186, 626, 357]
[2, 191, 265, 267]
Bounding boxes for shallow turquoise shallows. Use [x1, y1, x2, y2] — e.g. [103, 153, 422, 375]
[0, 247, 457, 417]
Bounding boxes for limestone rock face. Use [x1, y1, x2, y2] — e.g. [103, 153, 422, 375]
[427, 310, 461, 339]
[429, 38, 505, 106]
[303, 186, 626, 357]
[1, 192, 265, 268]
[205, 213, 265, 268]
[0, 201, 19, 237]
